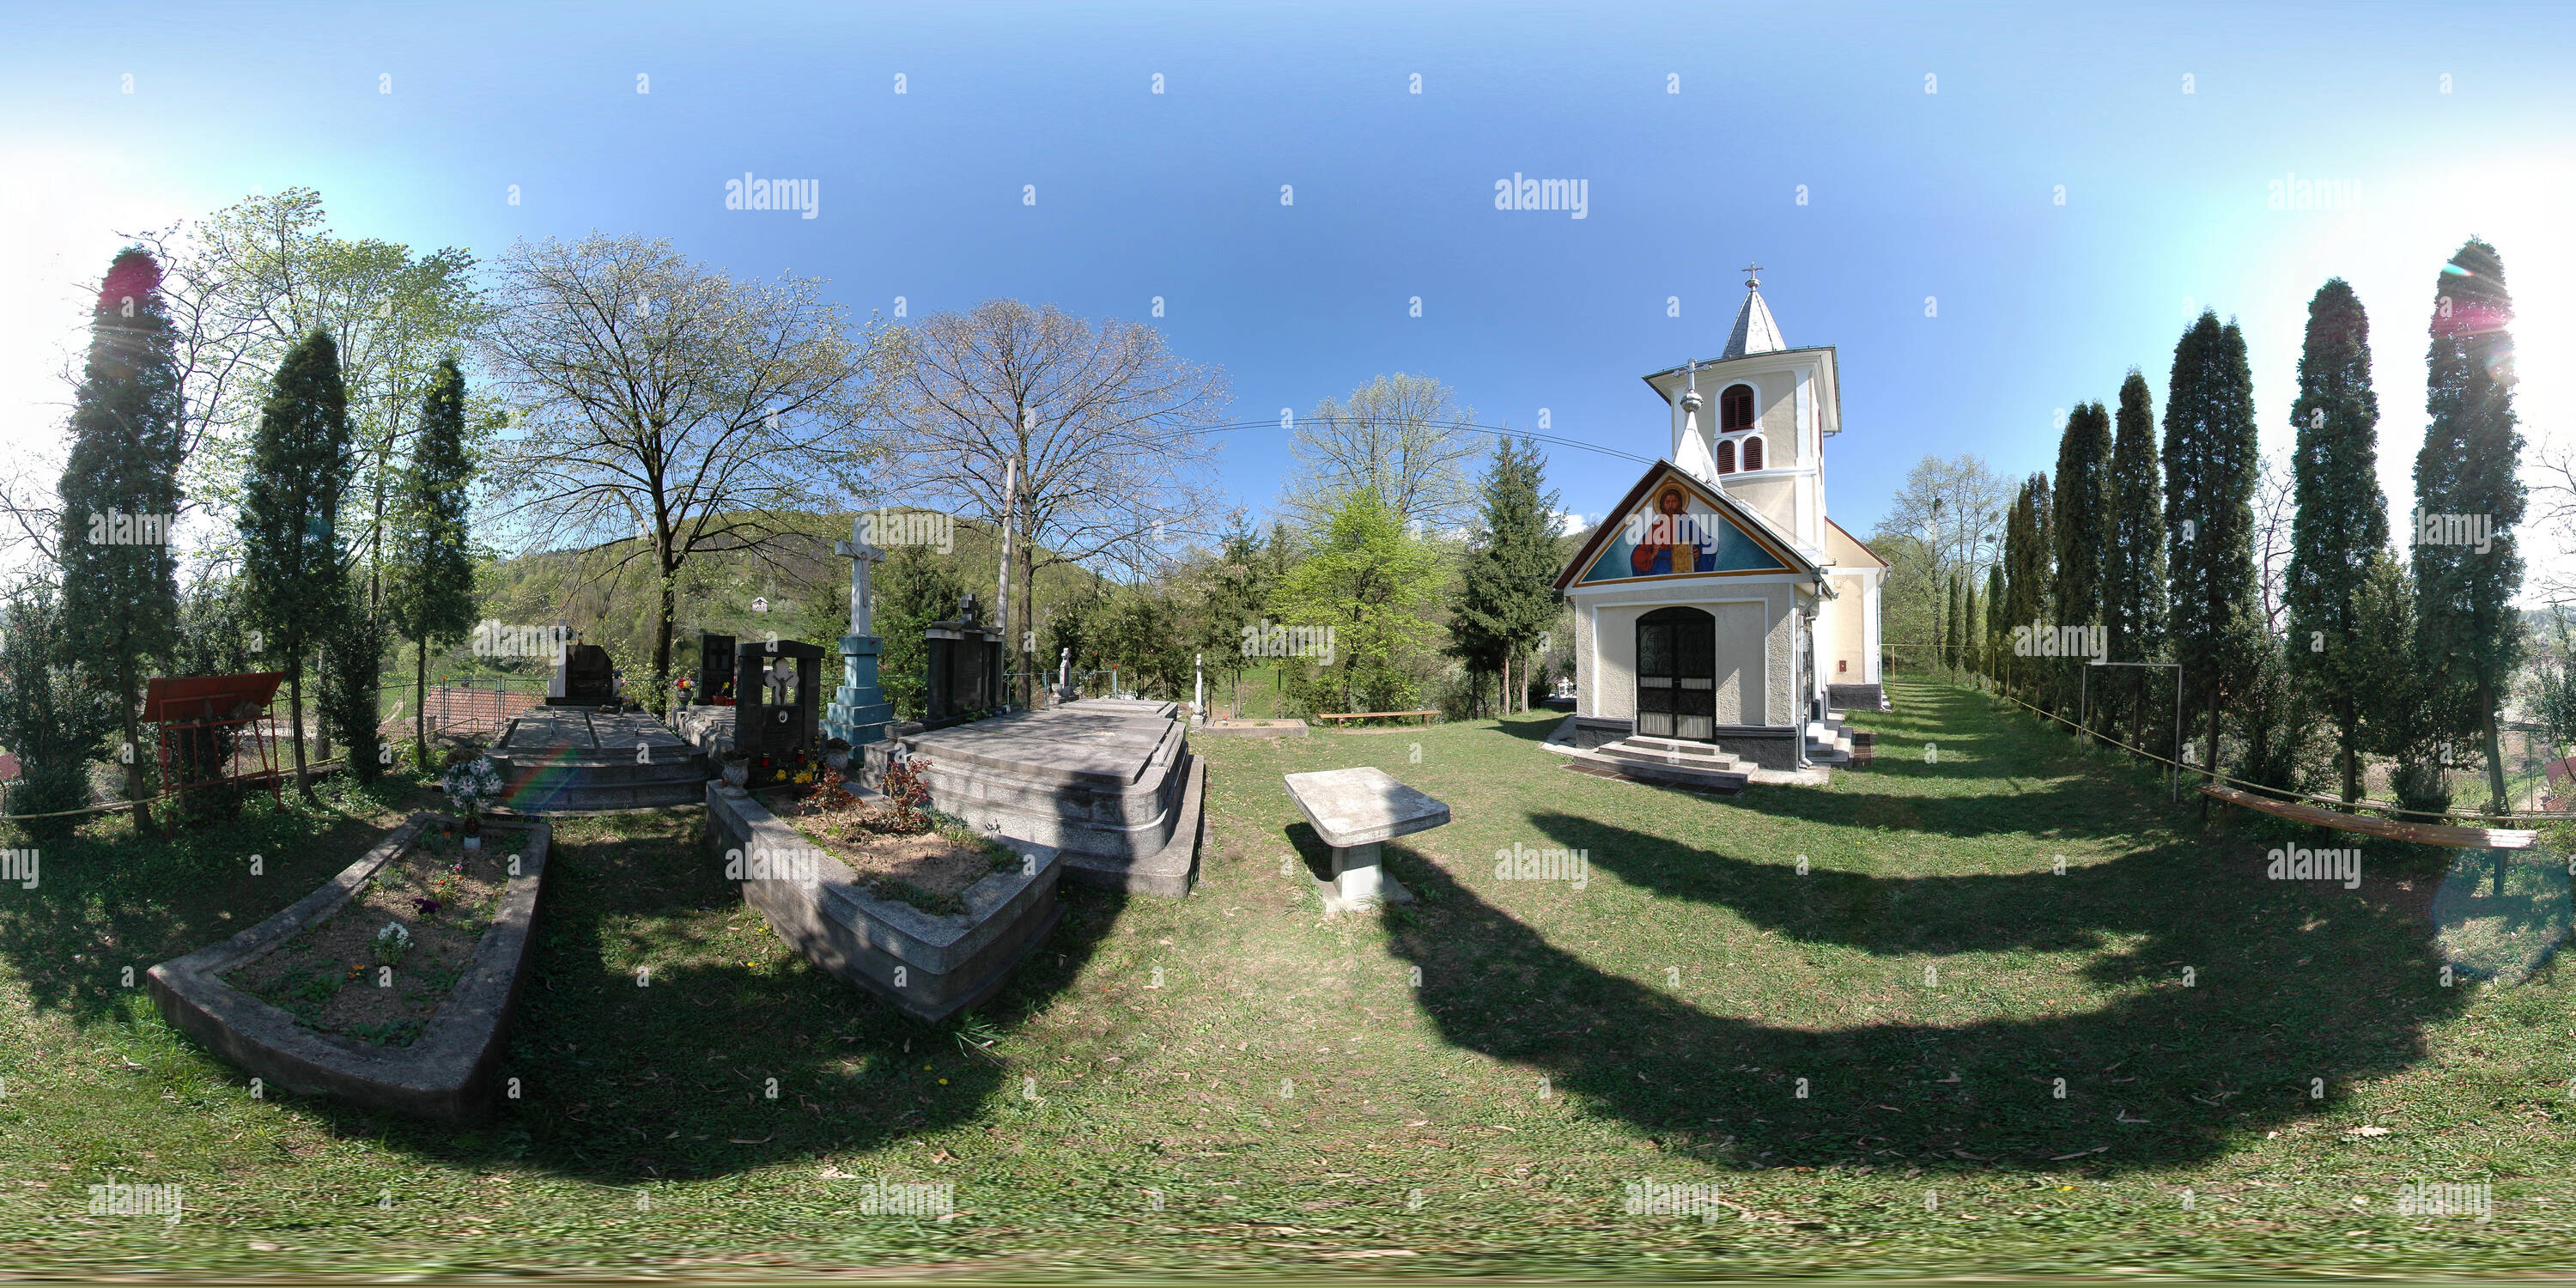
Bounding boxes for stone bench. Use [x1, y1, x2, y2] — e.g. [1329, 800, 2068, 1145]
[1281, 767, 1451, 913]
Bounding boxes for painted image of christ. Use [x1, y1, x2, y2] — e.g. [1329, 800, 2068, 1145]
[1628, 486, 1714, 576]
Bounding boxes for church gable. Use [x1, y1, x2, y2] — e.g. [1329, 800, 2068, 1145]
[1558, 465, 1805, 591]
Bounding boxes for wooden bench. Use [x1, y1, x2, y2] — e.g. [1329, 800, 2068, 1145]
[2198, 784, 2538, 849]
[1315, 709, 1441, 727]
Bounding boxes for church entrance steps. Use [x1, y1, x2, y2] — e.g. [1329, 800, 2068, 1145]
[1562, 738, 1752, 792]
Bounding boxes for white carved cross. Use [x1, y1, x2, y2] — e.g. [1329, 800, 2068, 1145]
[832, 515, 886, 637]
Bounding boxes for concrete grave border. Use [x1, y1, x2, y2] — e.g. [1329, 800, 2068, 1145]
[703, 783, 1063, 1024]
[146, 813, 552, 1123]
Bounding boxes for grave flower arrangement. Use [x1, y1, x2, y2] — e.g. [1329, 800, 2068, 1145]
[441, 756, 506, 848]
[373, 921, 413, 967]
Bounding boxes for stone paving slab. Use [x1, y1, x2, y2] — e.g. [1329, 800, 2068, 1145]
[499, 708, 690, 752]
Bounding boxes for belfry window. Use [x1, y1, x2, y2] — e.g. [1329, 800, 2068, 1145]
[1741, 434, 1765, 471]
[1715, 439, 1737, 474]
[1719, 384, 1756, 434]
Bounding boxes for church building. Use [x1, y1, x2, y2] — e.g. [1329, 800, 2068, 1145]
[1552, 270, 1887, 769]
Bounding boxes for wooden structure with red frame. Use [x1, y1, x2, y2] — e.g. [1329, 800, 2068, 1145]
[145, 672, 287, 837]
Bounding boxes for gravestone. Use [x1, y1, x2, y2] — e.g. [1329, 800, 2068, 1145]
[696, 632, 739, 705]
[544, 638, 620, 708]
[825, 519, 894, 747]
[925, 592, 1005, 726]
[1281, 767, 1451, 913]
[734, 639, 825, 788]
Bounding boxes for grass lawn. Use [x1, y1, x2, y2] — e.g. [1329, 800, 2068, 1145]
[2, 674, 2570, 1277]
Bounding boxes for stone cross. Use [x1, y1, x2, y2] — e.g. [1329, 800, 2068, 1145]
[831, 516, 884, 637]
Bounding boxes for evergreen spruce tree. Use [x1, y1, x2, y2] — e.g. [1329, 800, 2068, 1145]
[2051, 400, 2114, 728]
[2414, 238, 2528, 823]
[386, 357, 479, 771]
[1450, 437, 1563, 714]
[2162, 312, 2263, 794]
[57, 248, 184, 829]
[239, 331, 355, 801]
[2105, 371, 2168, 752]
[1962, 580, 1980, 678]
[2282, 279, 2389, 805]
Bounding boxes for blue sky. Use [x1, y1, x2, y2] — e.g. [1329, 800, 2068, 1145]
[5, 1, 2573, 568]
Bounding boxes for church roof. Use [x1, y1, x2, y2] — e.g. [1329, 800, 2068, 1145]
[1722, 284, 1787, 359]
[1552, 459, 1825, 592]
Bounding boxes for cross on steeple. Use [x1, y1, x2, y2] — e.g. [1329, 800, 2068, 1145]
[1741, 263, 1764, 289]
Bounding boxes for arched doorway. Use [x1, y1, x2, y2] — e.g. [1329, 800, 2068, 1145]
[1636, 606, 1716, 741]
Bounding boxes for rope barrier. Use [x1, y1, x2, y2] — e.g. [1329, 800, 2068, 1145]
[1979, 684, 2573, 825]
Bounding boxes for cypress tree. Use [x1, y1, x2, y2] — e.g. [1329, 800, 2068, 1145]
[2414, 238, 2528, 824]
[2052, 400, 2113, 728]
[1451, 437, 1563, 714]
[2283, 279, 2388, 805]
[58, 248, 184, 829]
[2162, 311, 2263, 793]
[239, 331, 355, 801]
[1962, 580, 1980, 678]
[2000, 475, 2053, 700]
[1943, 574, 1963, 671]
[386, 357, 479, 771]
[1984, 565, 2007, 683]
[319, 599, 388, 784]
[2105, 371, 2167, 751]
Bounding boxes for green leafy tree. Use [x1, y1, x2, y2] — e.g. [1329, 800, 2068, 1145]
[166, 574, 258, 825]
[2281, 279, 2389, 805]
[2351, 549, 2463, 818]
[386, 357, 478, 770]
[57, 248, 185, 830]
[2162, 311, 2263, 790]
[2106, 371, 2169, 750]
[238, 331, 355, 800]
[1450, 436, 1562, 714]
[2415, 238, 2529, 818]
[1276, 489, 1443, 714]
[874, 541, 968, 719]
[0, 586, 121, 840]
[2052, 401, 2113, 725]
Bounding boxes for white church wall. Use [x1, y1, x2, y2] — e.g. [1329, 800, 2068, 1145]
[1825, 574, 1871, 683]
[1570, 582, 1791, 727]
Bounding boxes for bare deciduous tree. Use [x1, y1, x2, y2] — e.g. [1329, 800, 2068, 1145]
[480, 234, 889, 711]
[1279, 373, 1483, 533]
[873, 301, 1228, 704]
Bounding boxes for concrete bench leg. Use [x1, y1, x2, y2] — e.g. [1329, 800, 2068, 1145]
[1316, 840, 1413, 913]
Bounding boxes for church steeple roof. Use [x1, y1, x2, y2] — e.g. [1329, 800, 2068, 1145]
[1721, 264, 1786, 359]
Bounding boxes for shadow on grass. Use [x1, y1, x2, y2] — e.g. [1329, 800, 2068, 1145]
[0, 771, 443, 1027]
[276, 810, 1117, 1183]
[1368, 676, 2476, 1174]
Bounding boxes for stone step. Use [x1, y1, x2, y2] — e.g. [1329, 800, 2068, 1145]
[1596, 740, 1747, 771]
[1565, 744, 1750, 791]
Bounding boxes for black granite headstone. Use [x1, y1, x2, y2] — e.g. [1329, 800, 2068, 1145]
[696, 633, 738, 704]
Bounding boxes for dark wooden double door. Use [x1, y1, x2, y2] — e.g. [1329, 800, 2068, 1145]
[1636, 606, 1716, 741]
